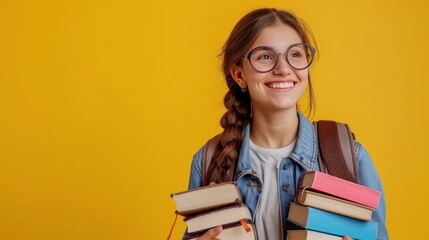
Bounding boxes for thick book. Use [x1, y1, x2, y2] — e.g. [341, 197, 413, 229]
[184, 219, 257, 240]
[296, 189, 374, 221]
[287, 203, 378, 240]
[299, 171, 381, 209]
[184, 203, 253, 234]
[171, 182, 241, 216]
[287, 230, 342, 240]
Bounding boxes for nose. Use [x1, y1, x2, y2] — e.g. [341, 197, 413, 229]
[272, 52, 292, 75]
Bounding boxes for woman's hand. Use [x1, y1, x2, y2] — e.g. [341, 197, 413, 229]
[343, 236, 353, 240]
[196, 226, 223, 240]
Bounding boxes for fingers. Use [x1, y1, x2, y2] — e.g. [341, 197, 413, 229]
[343, 236, 354, 240]
[197, 226, 223, 240]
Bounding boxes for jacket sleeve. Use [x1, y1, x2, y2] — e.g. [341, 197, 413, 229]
[356, 142, 389, 240]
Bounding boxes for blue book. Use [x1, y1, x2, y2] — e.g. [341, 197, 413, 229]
[287, 203, 378, 240]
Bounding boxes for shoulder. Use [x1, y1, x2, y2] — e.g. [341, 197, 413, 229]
[354, 141, 371, 165]
[191, 146, 204, 175]
[188, 134, 222, 189]
[188, 146, 204, 190]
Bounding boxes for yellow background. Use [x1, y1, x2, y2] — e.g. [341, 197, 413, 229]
[1, 0, 428, 239]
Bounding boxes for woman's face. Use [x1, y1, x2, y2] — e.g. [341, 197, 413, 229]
[231, 23, 309, 114]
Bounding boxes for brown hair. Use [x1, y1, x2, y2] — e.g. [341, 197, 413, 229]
[205, 8, 317, 185]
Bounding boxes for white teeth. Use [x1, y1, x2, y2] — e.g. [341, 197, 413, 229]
[267, 82, 294, 89]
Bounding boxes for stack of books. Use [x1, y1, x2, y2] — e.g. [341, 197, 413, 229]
[286, 171, 381, 240]
[171, 182, 257, 240]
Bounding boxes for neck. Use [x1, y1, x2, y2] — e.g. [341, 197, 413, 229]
[250, 108, 299, 149]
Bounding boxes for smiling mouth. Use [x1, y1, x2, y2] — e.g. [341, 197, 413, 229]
[266, 82, 295, 89]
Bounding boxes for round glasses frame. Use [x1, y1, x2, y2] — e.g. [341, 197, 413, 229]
[246, 43, 316, 72]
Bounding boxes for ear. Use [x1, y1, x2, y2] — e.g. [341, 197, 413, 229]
[230, 65, 248, 89]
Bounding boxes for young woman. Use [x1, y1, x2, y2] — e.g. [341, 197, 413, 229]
[187, 8, 388, 240]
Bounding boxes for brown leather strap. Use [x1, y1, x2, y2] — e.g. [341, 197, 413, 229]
[337, 123, 358, 182]
[316, 120, 357, 183]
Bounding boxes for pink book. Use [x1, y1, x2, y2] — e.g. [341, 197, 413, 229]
[299, 171, 381, 209]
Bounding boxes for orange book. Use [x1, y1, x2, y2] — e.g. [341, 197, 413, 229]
[299, 171, 381, 209]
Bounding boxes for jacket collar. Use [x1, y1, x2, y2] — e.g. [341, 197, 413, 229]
[235, 112, 318, 175]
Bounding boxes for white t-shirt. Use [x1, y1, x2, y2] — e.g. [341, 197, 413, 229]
[249, 139, 296, 240]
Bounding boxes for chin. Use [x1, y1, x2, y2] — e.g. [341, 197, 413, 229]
[270, 102, 299, 112]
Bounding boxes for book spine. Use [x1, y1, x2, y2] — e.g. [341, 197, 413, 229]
[172, 181, 238, 196]
[296, 190, 373, 221]
[306, 206, 378, 240]
[184, 219, 254, 239]
[183, 201, 244, 221]
[179, 198, 242, 217]
[286, 230, 342, 240]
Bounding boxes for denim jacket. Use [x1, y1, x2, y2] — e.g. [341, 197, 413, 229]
[187, 112, 389, 239]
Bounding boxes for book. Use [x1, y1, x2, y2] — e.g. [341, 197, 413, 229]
[299, 171, 381, 209]
[287, 229, 342, 240]
[287, 203, 378, 240]
[170, 182, 257, 240]
[184, 203, 253, 234]
[295, 189, 374, 221]
[184, 219, 257, 240]
[171, 182, 241, 216]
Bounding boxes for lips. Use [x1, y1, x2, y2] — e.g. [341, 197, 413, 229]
[266, 81, 295, 89]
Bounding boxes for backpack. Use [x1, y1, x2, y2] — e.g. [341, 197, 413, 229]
[201, 120, 359, 185]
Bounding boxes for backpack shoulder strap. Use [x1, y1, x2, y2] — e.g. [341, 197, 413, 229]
[201, 134, 221, 186]
[314, 120, 359, 183]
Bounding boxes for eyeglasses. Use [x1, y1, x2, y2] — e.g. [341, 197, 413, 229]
[246, 43, 316, 72]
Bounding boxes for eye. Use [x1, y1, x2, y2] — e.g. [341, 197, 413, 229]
[289, 51, 303, 58]
[252, 49, 275, 61]
[258, 54, 273, 60]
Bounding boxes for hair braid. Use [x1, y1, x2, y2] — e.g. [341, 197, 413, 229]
[206, 81, 251, 184]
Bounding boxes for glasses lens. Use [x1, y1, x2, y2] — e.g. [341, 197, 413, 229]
[249, 47, 277, 72]
[286, 43, 314, 70]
